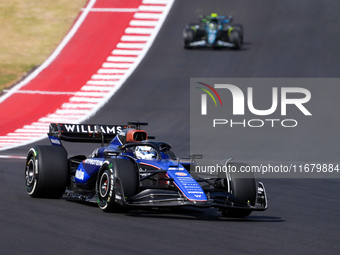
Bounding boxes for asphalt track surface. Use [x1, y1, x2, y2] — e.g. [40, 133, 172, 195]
[1, 0, 340, 254]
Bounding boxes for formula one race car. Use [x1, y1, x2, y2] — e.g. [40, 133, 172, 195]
[183, 13, 243, 49]
[25, 122, 267, 217]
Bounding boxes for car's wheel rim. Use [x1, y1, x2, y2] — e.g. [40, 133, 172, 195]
[99, 172, 109, 198]
[25, 157, 36, 194]
[26, 159, 35, 184]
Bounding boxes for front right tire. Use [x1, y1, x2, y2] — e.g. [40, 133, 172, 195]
[232, 24, 244, 44]
[229, 30, 242, 50]
[221, 169, 257, 217]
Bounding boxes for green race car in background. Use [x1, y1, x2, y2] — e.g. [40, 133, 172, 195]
[183, 13, 243, 49]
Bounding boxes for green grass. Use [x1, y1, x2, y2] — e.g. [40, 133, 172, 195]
[0, 0, 87, 92]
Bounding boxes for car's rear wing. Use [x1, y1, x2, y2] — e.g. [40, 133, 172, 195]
[48, 123, 134, 144]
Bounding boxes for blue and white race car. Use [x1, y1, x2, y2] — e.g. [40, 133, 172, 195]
[25, 121, 267, 217]
[183, 13, 243, 49]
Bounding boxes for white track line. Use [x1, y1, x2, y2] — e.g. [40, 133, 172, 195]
[112, 49, 142, 55]
[102, 63, 133, 68]
[0, 155, 26, 159]
[97, 69, 128, 73]
[60, 103, 95, 109]
[125, 27, 154, 34]
[121, 35, 150, 41]
[116, 43, 146, 48]
[138, 5, 166, 12]
[106, 56, 136, 62]
[68, 97, 105, 103]
[129, 20, 158, 26]
[142, 0, 169, 3]
[134, 13, 162, 19]
[91, 74, 125, 79]
[86, 79, 119, 85]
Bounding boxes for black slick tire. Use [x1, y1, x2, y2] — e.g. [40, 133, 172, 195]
[183, 28, 195, 49]
[96, 158, 139, 212]
[222, 170, 256, 218]
[25, 145, 68, 198]
[229, 30, 242, 50]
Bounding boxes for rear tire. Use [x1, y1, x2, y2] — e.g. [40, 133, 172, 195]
[222, 168, 256, 217]
[25, 146, 68, 198]
[96, 158, 139, 212]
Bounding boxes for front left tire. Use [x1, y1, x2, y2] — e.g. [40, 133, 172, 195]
[96, 158, 139, 212]
[183, 28, 195, 49]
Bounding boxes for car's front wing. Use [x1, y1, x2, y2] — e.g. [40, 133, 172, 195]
[187, 40, 235, 48]
[123, 182, 267, 211]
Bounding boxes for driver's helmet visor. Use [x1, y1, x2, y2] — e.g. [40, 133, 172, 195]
[134, 146, 157, 159]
